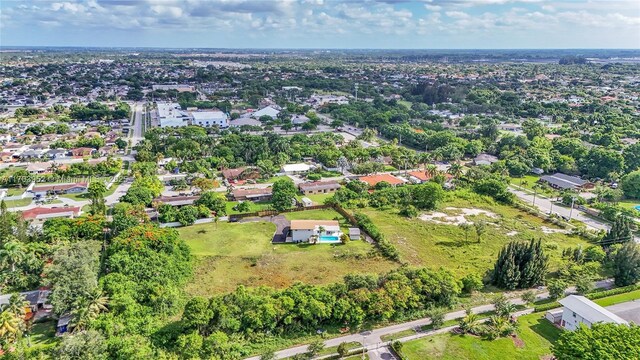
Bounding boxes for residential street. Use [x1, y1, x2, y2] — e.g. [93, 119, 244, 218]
[243, 279, 614, 360]
[509, 186, 609, 232]
[509, 186, 639, 243]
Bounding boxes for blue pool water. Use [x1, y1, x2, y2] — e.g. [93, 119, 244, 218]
[319, 235, 340, 242]
[635, 205, 640, 211]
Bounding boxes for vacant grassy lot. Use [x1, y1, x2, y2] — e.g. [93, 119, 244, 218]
[360, 191, 592, 277]
[182, 211, 397, 295]
[402, 312, 560, 360]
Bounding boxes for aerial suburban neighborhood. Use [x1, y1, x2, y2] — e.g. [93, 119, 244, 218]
[0, 1, 639, 359]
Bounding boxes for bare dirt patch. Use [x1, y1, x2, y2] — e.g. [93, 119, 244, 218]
[511, 334, 525, 348]
[419, 207, 498, 226]
[541, 226, 570, 234]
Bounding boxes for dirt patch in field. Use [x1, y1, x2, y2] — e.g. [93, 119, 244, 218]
[541, 226, 570, 234]
[506, 231, 519, 236]
[512, 334, 525, 348]
[419, 207, 498, 226]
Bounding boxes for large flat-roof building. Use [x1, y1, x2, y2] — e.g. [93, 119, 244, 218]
[191, 111, 229, 128]
[152, 84, 195, 92]
[157, 102, 191, 128]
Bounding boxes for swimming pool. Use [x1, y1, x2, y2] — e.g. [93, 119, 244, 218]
[635, 205, 640, 211]
[318, 235, 340, 243]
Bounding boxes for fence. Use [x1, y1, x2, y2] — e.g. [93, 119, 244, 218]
[229, 204, 334, 222]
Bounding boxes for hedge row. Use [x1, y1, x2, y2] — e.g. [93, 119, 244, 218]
[534, 283, 640, 312]
[353, 212, 401, 262]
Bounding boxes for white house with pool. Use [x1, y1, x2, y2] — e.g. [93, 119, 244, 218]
[288, 220, 343, 243]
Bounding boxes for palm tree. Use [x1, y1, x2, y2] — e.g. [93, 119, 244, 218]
[425, 164, 438, 180]
[496, 302, 517, 318]
[4, 293, 28, 318]
[71, 288, 108, 333]
[0, 310, 21, 343]
[85, 288, 109, 318]
[0, 241, 27, 272]
[447, 163, 464, 179]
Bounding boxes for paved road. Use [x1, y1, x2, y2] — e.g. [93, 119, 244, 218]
[510, 186, 639, 243]
[606, 299, 640, 324]
[509, 187, 609, 232]
[130, 102, 144, 146]
[243, 279, 613, 360]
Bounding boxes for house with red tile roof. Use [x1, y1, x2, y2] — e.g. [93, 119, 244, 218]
[21, 207, 81, 222]
[359, 173, 404, 187]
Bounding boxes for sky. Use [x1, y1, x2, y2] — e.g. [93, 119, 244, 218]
[1, 0, 639, 49]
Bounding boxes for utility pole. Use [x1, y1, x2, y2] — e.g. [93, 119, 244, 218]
[569, 196, 576, 220]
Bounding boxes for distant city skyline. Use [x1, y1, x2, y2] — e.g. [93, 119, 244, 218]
[1, 0, 639, 49]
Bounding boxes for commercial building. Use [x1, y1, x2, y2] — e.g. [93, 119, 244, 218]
[157, 102, 191, 128]
[152, 84, 195, 92]
[191, 110, 229, 128]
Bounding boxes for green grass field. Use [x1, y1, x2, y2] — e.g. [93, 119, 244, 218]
[360, 191, 592, 277]
[5, 198, 33, 207]
[225, 200, 273, 215]
[401, 312, 560, 360]
[181, 210, 397, 295]
[510, 175, 557, 196]
[23, 320, 58, 352]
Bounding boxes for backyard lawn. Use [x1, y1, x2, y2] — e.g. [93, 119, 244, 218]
[360, 191, 592, 277]
[181, 211, 397, 295]
[22, 320, 58, 352]
[401, 312, 560, 360]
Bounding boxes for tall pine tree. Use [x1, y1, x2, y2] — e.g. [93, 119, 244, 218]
[602, 216, 634, 246]
[492, 239, 548, 290]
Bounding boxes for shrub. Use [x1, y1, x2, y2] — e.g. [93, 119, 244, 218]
[461, 274, 484, 294]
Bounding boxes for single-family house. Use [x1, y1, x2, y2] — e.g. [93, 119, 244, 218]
[298, 181, 341, 195]
[26, 162, 52, 175]
[282, 163, 313, 174]
[46, 149, 68, 160]
[21, 206, 81, 222]
[539, 173, 595, 191]
[0, 152, 13, 162]
[292, 114, 310, 125]
[288, 220, 342, 243]
[554, 295, 628, 331]
[473, 153, 499, 166]
[222, 167, 260, 181]
[70, 147, 96, 157]
[154, 195, 200, 207]
[359, 174, 404, 187]
[31, 182, 88, 197]
[0, 289, 50, 320]
[231, 188, 273, 202]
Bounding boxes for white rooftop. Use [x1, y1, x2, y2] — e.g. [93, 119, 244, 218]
[191, 111, 227, 121]
[282, 163, 312, 172]
[252, 106, 280, 119]
[559, 295, 629, 326]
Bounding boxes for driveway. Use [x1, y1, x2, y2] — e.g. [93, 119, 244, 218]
[607, 300, 640, 324]
[270, 215, 290, 243]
